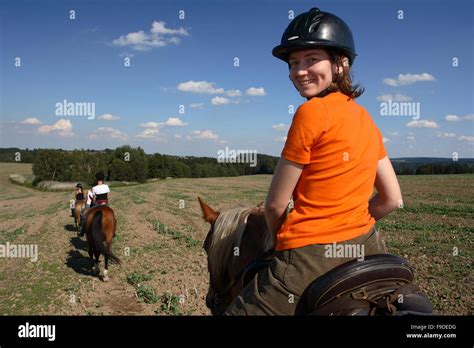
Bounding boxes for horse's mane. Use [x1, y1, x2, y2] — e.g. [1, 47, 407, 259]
[208, 206, 273, 280]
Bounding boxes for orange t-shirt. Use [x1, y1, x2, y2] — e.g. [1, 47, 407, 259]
[277, 92, 387, 251]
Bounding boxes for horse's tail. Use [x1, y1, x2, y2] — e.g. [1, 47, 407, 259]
[91, 210, 121, 265]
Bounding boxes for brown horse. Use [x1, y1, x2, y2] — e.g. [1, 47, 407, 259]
[73, 199, 85, 230]
[198, 197, 433, 316]
[198, 197, 274, 315]
[82, 205, 121, 281]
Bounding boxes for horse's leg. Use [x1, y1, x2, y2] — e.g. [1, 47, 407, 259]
[75, 213, 79, 230]
[88, 244, 93, 259]
[93, 250, 100, 275]
[103, 254, 109, 282]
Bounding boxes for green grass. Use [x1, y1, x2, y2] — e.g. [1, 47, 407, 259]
[378, 219, 473, 235]
[134, 184, 154, 193]
[126, 271, 159, 304]
[149, 219, 201, 249]
[126, 272, 152, 286]
[163, 191, 192, 201]
[42, 201, 67, 215]
[157, 292, 182, 315]
[0, 227, 26, 243]
[136, 284, 159, 304]
[402, 203, 474, 217]
[129, 193, 147, 205]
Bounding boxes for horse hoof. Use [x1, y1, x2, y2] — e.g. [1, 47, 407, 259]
[103, 276, 109, 282]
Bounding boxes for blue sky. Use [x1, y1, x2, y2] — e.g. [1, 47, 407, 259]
[1, 0, 473, 158]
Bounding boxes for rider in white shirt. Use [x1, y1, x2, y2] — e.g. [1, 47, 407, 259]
[91, 171, 110, 206]
[79, 171, 110, 237]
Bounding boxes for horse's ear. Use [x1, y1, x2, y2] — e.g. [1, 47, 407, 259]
[198, 197, 219, 224]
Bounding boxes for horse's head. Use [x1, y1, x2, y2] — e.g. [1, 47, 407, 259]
[198, 197, 274, 315]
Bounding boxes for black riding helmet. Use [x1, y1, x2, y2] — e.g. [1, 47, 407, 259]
[95, 172, 105, 181]
[272, 7, 356, 66]
[76, 183, 82, 189]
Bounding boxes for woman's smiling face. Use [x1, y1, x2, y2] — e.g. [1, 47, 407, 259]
[288, 48, 335, 98]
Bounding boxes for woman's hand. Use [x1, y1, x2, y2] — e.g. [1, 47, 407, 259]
[265, 157, 304, 236]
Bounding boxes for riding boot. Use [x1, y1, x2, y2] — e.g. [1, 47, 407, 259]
[70, 208, 75, 217]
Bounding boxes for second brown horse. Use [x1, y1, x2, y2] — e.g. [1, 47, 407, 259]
[82, 205, 121, 281]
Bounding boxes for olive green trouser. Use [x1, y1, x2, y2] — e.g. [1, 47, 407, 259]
[224, 226, 387, 316]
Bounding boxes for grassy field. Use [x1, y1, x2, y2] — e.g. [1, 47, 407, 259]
[0, 163, 472, 315]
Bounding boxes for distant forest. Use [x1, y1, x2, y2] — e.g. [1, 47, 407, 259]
[0, 147, 276, 184]
[0, 147, 472, 184]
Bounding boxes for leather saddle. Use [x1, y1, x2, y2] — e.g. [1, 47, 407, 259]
[297, 254, 433, 316]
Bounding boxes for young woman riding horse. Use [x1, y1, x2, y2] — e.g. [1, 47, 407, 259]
[79, 172, 119, 281]
[202, 8, 404, 315]
[79, 171, 111, 237]
[72, 183, 85, 230]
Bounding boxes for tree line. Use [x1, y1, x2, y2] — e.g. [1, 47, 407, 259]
[0, 147, 472, 184]
[5, 146, 278, 184]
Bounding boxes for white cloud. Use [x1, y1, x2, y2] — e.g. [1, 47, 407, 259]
[458, 135, 474, 142]
[406, 120, 439, 128]
[38, 119, 74, 137]
[383, 73, 436, 87]
[21, 118, 42, 125]
[445, 114, 474, 122]
[246, 87, 266, 96]
[376, 94, 413, 102]
[436, 132, 456, 138]
[89, 127, 128, 141]
[136, 128, 160, 139]
[387, 131, 399, 136]
[211, 96, 231, 105]
[464, 114, 474, 121]
[140, 122, 160, 128]
[112, 21, 188, 51]
[406, 135, 415, 140]
[140, 117, 187, 129]
[272, 123, 289, 132]
[150, 21, 188, 36]
[163, 117, 188, 127]
[136, 128, 167, 142]
[98, 113, 120, 121]
[187, 130, 220, 141]
[382, 137, 390, 143]
[226, 89, 242, 97]
[177, 80, 224, 94]
[190, 103, 204, 109]
[445, 115, 460, 122]
[275, 136, 287, 142]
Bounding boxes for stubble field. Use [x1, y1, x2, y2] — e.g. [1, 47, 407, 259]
[0, 163, 472, 315]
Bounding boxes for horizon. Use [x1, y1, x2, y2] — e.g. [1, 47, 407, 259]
[1, 146, 473, 161]
[1, 0, 473, 158]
